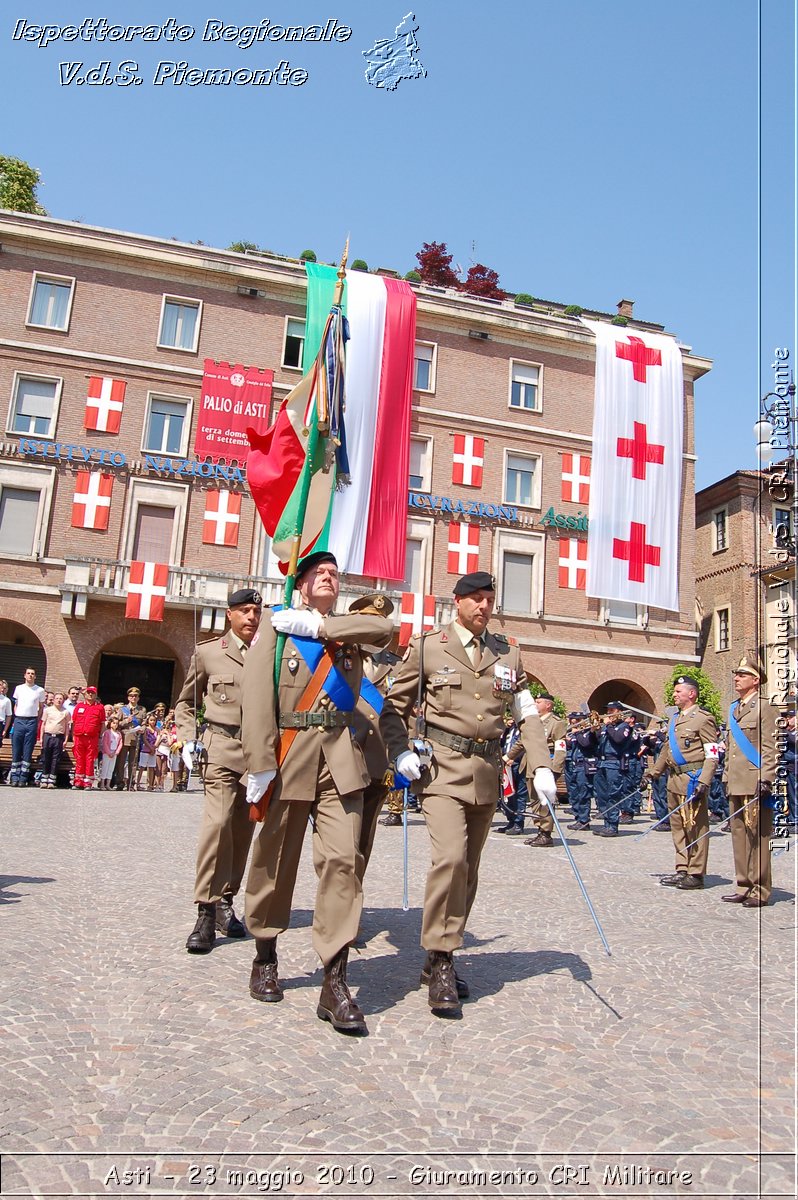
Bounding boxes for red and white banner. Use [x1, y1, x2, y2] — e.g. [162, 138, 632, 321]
[72, 472, 112, 531]
[558, 538, 587, 590]
[203, 490, 241, 546]
[85, 377, 126, 434]
[196, 360, 273, 458]
[561, 452, 591, 504]
[126, 561, 169, 622]
[447, 522, 480, 574]
[399, 592, 435, 646]
[582, 321, 683, 612]
[452, 434, 485, 487]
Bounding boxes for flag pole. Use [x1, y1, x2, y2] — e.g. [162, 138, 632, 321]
[274, 239, 349, 685]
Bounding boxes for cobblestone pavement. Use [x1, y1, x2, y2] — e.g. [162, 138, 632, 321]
[1, 784, 795, 1199]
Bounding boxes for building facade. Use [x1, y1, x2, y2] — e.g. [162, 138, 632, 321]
[0, 211, 710, 714]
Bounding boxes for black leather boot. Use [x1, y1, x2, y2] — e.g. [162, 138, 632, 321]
[317, 947, 367, 1034]
[186, 903, 216, 953]
[420, 951, 470, 998]
[249, 938, 283, 1002]
[216, 895, 246, 938]
[426, 950, 461, 1013]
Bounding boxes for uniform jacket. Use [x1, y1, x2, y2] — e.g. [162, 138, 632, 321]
[540, 710, 567, 774]
[71, 699, 105, 739]
[114, 702, 147, 748]
[175, 632, 247, 775]
[723, 691, 777, 796]
[351, 656, 395, 783]
[651, 703, 720, 795]
[241, 609, 393, 800]
[380, 621, 551, 805]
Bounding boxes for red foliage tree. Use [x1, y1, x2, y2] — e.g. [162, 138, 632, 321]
[415, 241, 460, 288]
[462, 263, 504, 299]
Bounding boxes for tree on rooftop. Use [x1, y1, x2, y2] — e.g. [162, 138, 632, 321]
[0, 156, 47, 215]
[462, 262, 504, 299]
[415, 241, 460, 288]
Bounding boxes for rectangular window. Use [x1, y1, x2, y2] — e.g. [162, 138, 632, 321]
[399, 537, 424, 593]
[143, 396, 189, 456]
[504, 452, 538, 507]
[716, 606, 730, 651]
[502, 551, 534, 612]
[774, 506, 792, 547]
[713, 507, 728, 551]
[8, 375, 60, 438]
[158, 296, 201, 352]
[27, 274, 74, 331]
[413, 342, 436, 392]
[133, 504, 175, 562]
[605, 598, 638, 624]
[282, 317, 306, 369]
[409, 437, 432, 491]
[509, 360, 541, 411]
[0, 487, 40, 556]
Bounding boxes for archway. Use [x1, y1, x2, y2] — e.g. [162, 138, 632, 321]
[588, 679, 659, 723]
[0, 620, 47, 686]
[91, 633, 184, 711]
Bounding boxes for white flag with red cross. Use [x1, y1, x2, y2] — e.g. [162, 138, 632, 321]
[452, 434, 485, 487]
[558, 538, 587, 590]
[447, 522, 480, 574]
[71, 471, 113, 531]
[203, 490, 241, 546]
[399, 592, 435, 646]
[85, 376, 126, 434]
[126, 561, 169, 622]
[582, 320, 683, 612]
[561, 452, 591, 504]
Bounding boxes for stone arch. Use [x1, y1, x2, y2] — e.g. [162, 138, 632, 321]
[588, 678, 658, 723]
[0, 619, 47, 685]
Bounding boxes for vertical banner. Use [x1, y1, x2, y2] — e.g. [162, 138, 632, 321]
[195, 361, 273, 459]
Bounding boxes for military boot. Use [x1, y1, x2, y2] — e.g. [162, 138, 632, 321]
[186, 903, 216, 953]
[249, 938, 283, 1002]
[216, 895, 246, 938]
[426, 950, 461, 1013]
[317, 947, 367, 1034]
[420, 951, 469, 999]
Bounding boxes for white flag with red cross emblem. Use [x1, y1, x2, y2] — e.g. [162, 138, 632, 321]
[447, 522, 480, 574]
[72, 471, 113, 531]
[126, 561, 169, 622]
[582, 320, 683, 612]
[203, 490, 241, 546]
[452, 434, 484, 487]
[399, 592, 435, 646]
[85, 376, 126, 433]
[561, 452, 591, 504]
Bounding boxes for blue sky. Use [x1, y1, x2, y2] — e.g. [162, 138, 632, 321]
[2, 1, 795, 491]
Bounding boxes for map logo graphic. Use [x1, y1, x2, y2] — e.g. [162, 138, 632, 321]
[362, 12, 427, 90]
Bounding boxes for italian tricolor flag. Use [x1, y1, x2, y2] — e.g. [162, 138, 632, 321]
[247, 263, 416, 579]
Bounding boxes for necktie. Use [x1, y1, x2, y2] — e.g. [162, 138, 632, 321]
[468, 637, 482, 668]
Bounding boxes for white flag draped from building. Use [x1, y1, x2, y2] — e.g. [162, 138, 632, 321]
[582, 320, 683, 612]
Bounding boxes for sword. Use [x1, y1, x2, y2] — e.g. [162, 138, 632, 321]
[402, 782, 410, 912]
[539, 792, 612, 957]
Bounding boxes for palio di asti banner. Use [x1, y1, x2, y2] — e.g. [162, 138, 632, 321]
[195, 360, 274, 458]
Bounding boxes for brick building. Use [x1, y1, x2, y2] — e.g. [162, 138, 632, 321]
[0, 211, 710, 714]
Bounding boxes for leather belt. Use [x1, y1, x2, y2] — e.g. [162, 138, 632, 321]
[279, 710, 353, 730]
[427, 725, 501, 758]
[205, 722, 240, 739]
[671, 761, 704, 776]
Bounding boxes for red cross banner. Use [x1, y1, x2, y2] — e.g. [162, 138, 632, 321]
[85, 376, 126, 434]
[561, 453, 591, 504]
[447, 522, 480, 574]
[71, 472, 113, 531]
[558, 538, 587, 589]
[195, 360, 273, 459]
[452, 434, 485, 487]
[582, 320, 683, 612]
[125, 561, 169, 622]
[399, 592, 436, 646]
[202, 490, 241, 546]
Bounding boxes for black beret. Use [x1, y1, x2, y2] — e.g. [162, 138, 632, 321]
[537, 692, 554, 702]
[453, 571, 495, 596]
[675, 675, 699, 690]
[348, 592, 394, 618]
[228, 587, 262, 608]
[606, 701, 623, 712]
[295, 550, 337, 582]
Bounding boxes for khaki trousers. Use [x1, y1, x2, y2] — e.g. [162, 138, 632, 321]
[193, 760, 254, 903]
[245, 765, 364, 967]
[358, 780, 389, 879]
[667, 786, 709, 877]
[729, 795, 773, 903]
[420, 793, 495, 952]
[529, 790, 554, 834]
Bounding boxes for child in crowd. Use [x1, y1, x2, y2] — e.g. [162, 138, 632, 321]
[99, 716, 123, 790]
[136, 712, 160, 790]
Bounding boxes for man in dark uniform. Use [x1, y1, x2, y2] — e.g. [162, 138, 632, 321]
[176, 587, 262, 952]
[241, 552, 393, 1035]
[641, 723, 669, 829]
[593, 701, 638, 838]
[647, 675, 720, 889]
[380, 571, 552, 1016]
[566, 711, 598, 832]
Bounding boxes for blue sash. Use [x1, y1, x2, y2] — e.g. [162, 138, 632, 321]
[360, 676, 384, 715]
[667, 715, 687, 766]
[727, 704, 761, 769]
[290, 634, 355, 711]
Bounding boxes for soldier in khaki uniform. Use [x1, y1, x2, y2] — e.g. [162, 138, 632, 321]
[722, 653, 777, 908]
[525, 692, 567, 847]
[242, 552, 392, 1035]
[648, 674, 720, 890]
[380, 571, 553, 1015]
[113, 687, 147, 789]
[177, 588, 263, 952]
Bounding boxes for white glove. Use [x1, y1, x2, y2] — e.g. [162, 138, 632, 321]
[533, 767, 557, 809]
[271, 608, 323, 638]
[396, 750, 422, 781]
[246, 769, 276, 805]
[513, 688, 537, 723]
[181, 741, 195, 770]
